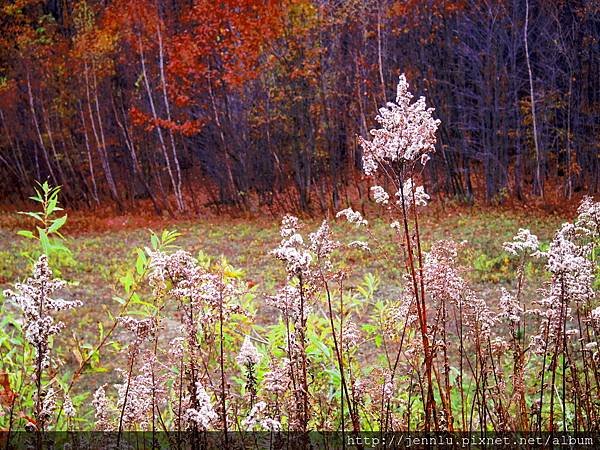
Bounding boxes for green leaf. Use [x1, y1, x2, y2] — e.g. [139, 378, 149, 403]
[48, 215, 67, 234]
[46, 194, 58, 216]
[38, 228, 51, 255]
[113, 296, 127, 305]
[16, 230, 35, 239]
[135, 248, 147, 275]
[18, 211, 43, 221]
[119, 271, 134, 293]
[150, 232, 160, 250]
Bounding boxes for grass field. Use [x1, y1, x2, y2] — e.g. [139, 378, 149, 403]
[0, 207, 567, 328]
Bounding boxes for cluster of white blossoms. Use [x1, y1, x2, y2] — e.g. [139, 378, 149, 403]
[236, 336, 261, 367]
[266, 285, 304, 322]
[3, 255, 81, 371]
[423, 240, 465, 306]
[92, 385, 112, 430]
[359, 74, 440, 176]
[575, 195, 599, 236]
[336, 208, 368, 227]
[308, 220, 339, 260]
[396, 178, 430, 207]
[591, 306, 600, 323]
[184, 381, 218, 430]
[503, 228, 540, 257]
[63, 393, 76, 419]
[370, 185, 390, 205]
[38, 387, 57, 425]
[546, 223, 594, 304]
[271, 215, 313, 276]
[263, 359, 290, 395]
[528, 197, 599, 355]
[242, 401, 281, 431]
[117, 316, 158, 358]
[424, 240, 495, 338]
[348, 241, 370, 252]
[114, 360, 161, 430]
[497, 288, 523, 325]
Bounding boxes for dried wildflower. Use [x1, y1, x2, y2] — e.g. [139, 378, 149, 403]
[266, 285, 303, 321]
[370, 185, 390, 205]
[503, 228, 540, 257]
[359, 74, 440, 175]
[271, 219, 312, 276]
[348, 241, 370, 252]
[115, 360, 158, 429]
[39, 387, 56, 423]
[118, 317, 157, 354]
[576, 196, 600, 236]
[308, 220, 339, 259]
[92, 385, 112, 430]
[497, 288, 522, 325]
[263, 360, 290, 395]
[547, 223, 594, 304]
[237, 336, 261, 367]
[3, 255, 81, 373]
[168, 337, 185, 359]
[396, 178, 430, 207]
[342, 321, 361, 351]
[261, 417, 282, 431]
[336, 208, 368, 227]
[63, 393, 76, 419]
[242, 402, 281, 431]
[242, 401, 266, 429]
[148, 249, 200, 296]
[280, 215, 301, 238]
[184, 382, 218, 430]
[490, 337, 510, 355]
[591, 306, 600, 323]
[424, 240, 465, 306]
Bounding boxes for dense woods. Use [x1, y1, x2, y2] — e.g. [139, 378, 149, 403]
[0, 0, 598, 214]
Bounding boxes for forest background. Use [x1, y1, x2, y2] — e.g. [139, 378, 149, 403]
[0, 0, 598, 216]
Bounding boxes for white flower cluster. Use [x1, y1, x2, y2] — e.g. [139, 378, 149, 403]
[342, 320, 361, 351]
[424, 240, 495, 338]
[370, 185, 390, 205]
[148, 249, 242, 333]
[263, 360, 290, 395]
[336, 208, 368, 227]
[242, 401, 281, 431]
[503, 228, 540, 257]
[115, 360, 162, 430]
[184, 382, 218, 430]
[591, 306, 600, 323]
[266, 285, 304, 322]
[236, 336, 261, 367]
[63, 393, 76, 419]
[576, 196, 599, 236]
[271, 215, 313, 275]
[117, 316, 158, 354]
[92, 385, 112, 431]
[359, 74, 440, 176]
[3, 255, 81, 371]
[396, 178, 430, 207]
[308, 220, 339, 260]
[348, 241, 370, 252]
[497, 288, 523, 325]
[546, 223, 594, 304]
[528, 198, 599, 355]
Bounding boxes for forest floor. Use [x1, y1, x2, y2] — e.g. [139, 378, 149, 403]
[0, 206, 568, 392]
